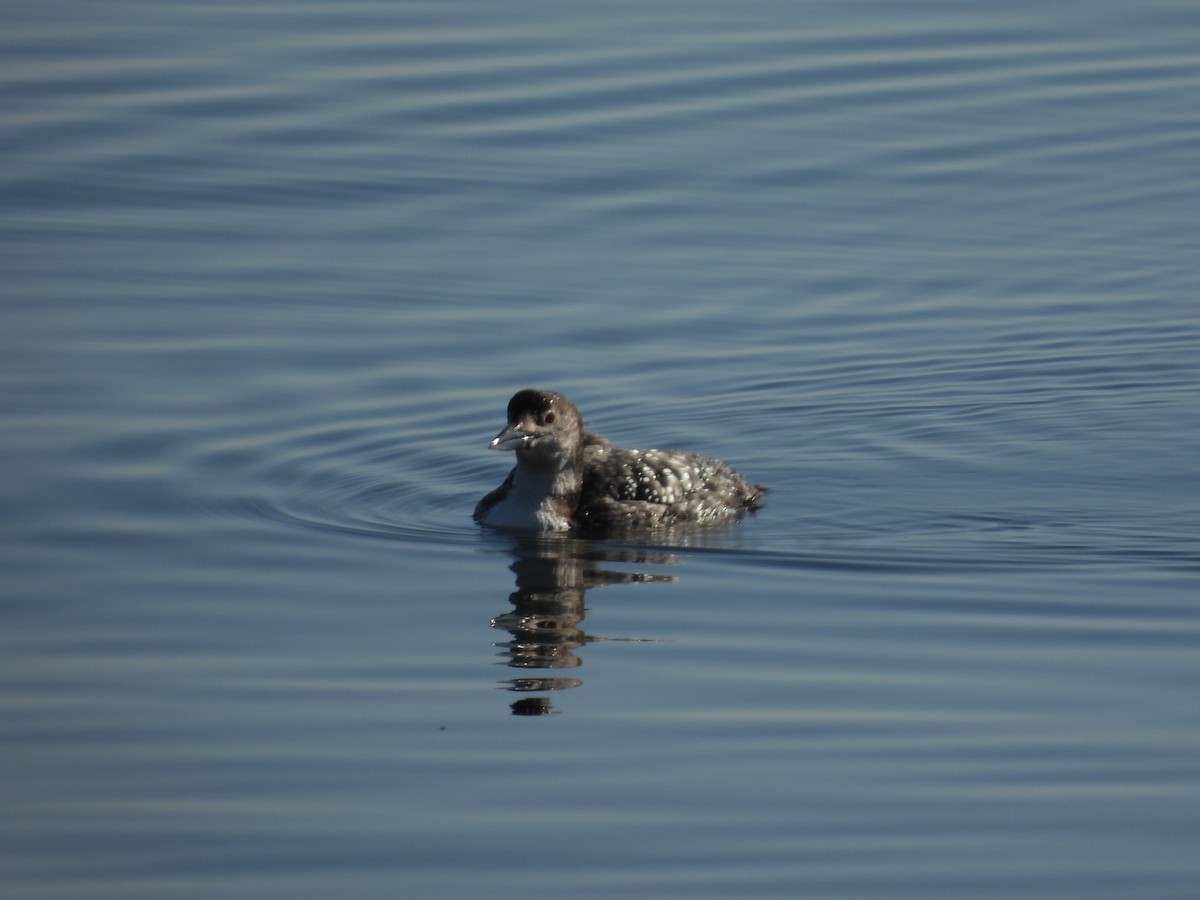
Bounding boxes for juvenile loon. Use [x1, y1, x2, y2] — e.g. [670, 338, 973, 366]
[474, 389, 765, 532]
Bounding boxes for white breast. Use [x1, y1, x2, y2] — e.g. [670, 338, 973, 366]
[478, 468, 573, 531]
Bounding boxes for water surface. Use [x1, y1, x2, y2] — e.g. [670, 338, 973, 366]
[3, 1, 1199, 897]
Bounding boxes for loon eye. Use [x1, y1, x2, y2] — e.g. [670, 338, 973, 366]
[543, 412, 556, 425]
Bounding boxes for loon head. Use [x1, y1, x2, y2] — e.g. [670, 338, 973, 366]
[487, 389, 584, 469]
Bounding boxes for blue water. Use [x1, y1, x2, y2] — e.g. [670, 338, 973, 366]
[3, 1, 1200, 897]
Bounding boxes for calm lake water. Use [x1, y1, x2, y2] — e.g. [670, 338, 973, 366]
[3, 1, 1200, 897]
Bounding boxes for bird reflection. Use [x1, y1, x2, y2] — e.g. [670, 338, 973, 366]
[490, 533, 677, 715]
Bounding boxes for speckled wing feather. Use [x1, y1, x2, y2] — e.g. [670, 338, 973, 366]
[576, 444, 764, 529]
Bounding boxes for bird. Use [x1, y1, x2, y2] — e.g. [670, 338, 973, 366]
[474, 388, 764, 532]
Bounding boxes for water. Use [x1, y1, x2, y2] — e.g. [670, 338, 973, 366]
[3, 1, 1200, 897]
